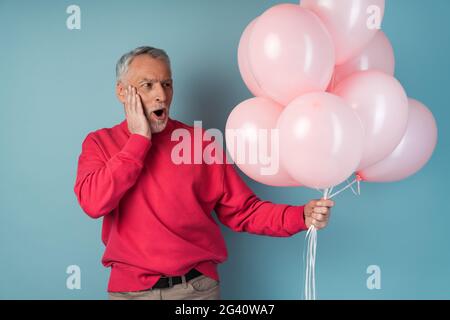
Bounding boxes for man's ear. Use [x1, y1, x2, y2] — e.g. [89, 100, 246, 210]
[116, 82, 126, 104]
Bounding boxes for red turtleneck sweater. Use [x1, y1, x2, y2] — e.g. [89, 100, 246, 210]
[74, 118, 307, 292]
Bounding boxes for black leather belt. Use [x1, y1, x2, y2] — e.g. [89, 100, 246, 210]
[152, 269, 203, 289]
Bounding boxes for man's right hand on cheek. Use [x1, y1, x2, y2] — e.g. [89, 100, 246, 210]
[124, 85, 151, 140]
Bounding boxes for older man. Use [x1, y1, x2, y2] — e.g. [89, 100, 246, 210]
[74, 46, 334, 300]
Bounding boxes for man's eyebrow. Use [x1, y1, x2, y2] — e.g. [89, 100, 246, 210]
[138, 78, 173, 84]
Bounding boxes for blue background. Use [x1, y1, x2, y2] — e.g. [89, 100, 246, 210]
[1, 0, 449, 299]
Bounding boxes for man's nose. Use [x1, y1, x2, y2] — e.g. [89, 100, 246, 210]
[154, 82, 167, 103]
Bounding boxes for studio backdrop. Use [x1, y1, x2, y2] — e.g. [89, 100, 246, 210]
[0, 0, 449, 299]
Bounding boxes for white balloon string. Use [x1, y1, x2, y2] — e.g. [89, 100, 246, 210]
[347, 178, 358, 195]
[302, 226, 308, 299]
[328, 178, 358, 199]
[304, 225, 317, 300]
[328, 186, 334, 196]
[303, 227, 310, 299]
[304, 188, 328, 300]
[303, 177, 363, 300]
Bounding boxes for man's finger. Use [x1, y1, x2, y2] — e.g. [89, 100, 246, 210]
[126, 87, 131, 108]
[123, 88, 128, 110]
[131, 87, 137, 112]
[312, 213, 328, 222]
[313, 206, 328, 214]
[313, 219, 327, 229]
[128, 86, 133, 106]
[316, 199, 335, 207]
[316, 223, 327, 230]
[310, 200, 321, 208]
[135, 92, 144, 115]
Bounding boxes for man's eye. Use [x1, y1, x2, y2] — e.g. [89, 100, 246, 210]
[143, 83, 152, 88]
[165, 83, 172, 88]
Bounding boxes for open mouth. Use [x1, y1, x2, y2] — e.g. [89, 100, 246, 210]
[150, 108, 167, 121]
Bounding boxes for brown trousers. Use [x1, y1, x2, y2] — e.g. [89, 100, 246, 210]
[108, 274, 220, 300]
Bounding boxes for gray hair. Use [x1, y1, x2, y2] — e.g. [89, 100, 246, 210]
[115, 46, 171, 82]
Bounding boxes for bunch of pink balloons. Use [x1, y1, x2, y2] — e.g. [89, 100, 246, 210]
[227, 1, 438, 190]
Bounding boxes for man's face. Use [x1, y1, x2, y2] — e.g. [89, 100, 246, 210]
[117, 55, 173, 133]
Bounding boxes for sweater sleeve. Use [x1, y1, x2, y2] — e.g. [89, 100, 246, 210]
[214, 163, 307, 237]
[74, 133, 151, 219]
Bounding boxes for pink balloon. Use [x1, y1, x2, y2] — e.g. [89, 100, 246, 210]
[358, 99, 438, 182]
[301, 0, 385, 65]
[332, 30, 395, 87]
[248, 3, 335, 105]
[333, 70, 409, 171]
[277, 92, 364, 189]
[238, 18, 266, 97]
[225, 97, 300, 187]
